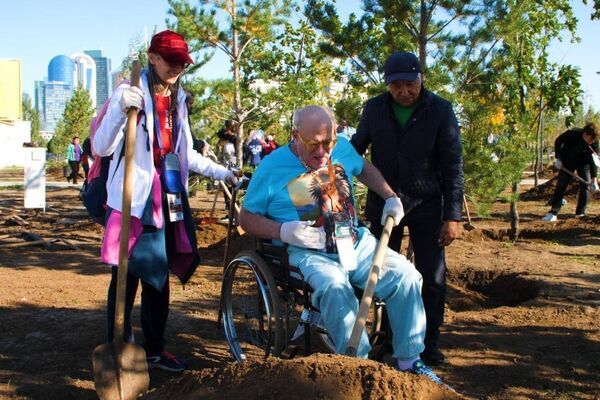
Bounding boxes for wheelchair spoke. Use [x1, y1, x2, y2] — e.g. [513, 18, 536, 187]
[221, 252, 284, 362]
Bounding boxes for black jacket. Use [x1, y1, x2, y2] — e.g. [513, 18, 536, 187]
[217, 128, 237, 146]
[554, 128, 598, 178]
[351, 89, 464, 221]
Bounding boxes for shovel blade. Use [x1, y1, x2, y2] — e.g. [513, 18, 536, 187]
[93, 342, 149, 400]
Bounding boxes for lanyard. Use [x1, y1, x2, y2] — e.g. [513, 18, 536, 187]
[153, 96, 179, 154]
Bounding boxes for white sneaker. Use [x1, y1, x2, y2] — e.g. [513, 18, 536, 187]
[541, 213, 557, 222]
[575, 214, 585, 218]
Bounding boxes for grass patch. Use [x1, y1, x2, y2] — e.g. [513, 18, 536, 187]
[565, 254, 599, 266]
[0, 184, 23, 190]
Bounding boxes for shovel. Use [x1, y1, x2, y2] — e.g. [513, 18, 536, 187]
[346, 215, 395, 356]
[92, 59, 149, 400]
[561, 166, 600, 198]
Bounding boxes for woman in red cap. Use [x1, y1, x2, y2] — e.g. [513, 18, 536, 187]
[93, 30, 238, 372]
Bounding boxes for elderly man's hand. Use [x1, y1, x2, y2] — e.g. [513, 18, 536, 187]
[280, 220, 325, 249]
[438, 220, 459, 247]
[381, 196, 404, 227]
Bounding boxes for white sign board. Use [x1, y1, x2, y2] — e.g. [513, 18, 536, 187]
[24, 148, 46, 210]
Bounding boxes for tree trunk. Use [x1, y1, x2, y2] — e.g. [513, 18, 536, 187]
[418, 0, 428, 71]
[231, 0, 244, 168]
[509, 183, 519, 241]
[533, 78, 544, 187]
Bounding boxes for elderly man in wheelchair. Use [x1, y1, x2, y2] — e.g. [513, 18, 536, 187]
[231, 105, 445, 385]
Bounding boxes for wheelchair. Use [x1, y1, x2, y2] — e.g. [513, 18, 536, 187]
[218, 183, 392, 364]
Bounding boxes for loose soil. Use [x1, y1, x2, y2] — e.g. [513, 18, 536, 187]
[0, 168, 599, 400]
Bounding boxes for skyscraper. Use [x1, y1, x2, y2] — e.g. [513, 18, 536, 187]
[44, 55, 74, 132]
[85, 50, 111, 111]
[48, 55, 74, 87]
[44, 82, 72, 132]
[71, 53, 97, 109]
[34, 80, 45, 117]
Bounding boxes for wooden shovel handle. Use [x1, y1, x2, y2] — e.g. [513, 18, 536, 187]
[114, 60, 142, 343]
[346, 215, 395, 356]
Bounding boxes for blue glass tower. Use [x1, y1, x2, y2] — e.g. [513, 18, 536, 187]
[44, 55, 74, 131]
[48, 55, 74, 86]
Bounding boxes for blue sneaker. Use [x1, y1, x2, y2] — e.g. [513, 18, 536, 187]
[403, 359, 445, 386]
[146, 350, 188, 372]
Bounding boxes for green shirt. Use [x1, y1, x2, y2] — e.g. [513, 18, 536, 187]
[392, 101, 418, 129]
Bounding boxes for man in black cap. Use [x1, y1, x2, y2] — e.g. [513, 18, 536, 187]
[351, 51, 463, 366]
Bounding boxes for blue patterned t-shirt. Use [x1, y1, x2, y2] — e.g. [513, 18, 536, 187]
[242, 137, 364, 252]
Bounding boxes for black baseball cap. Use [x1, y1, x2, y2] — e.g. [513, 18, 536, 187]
[384, 51, 421, 84]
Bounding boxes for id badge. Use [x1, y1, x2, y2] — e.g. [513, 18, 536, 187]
[334, 219, 357, 271]
[166, 193, 184, 222]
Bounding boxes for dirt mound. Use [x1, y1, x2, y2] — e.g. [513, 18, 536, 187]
[521, 175, 581, 200]
[524, 165, 556, 180]
[460, 215, 599, 244]
[143, 354, 461, 400]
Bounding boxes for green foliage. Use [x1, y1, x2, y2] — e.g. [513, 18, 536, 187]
[451, 0, 582, 216]
[334, 91, 364, 127]
[185, 77, 235, 146]
[47, 85, 94, 158]
[167, 0, 294, 166]
[21, 94, 44, 146]
[591, 0, 600, 19]
[240, 18, 339, 134]
[305, 0, 490, 99]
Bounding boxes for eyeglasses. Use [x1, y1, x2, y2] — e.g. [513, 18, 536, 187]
[296, 132, 337, 152]
[155, 54, 188, 70]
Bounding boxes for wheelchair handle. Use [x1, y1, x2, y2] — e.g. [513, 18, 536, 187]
[346, 215, 395, 357]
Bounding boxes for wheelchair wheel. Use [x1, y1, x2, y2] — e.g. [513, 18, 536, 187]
[221, 250, 285, 362]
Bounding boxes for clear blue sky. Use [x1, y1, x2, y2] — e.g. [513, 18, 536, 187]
[2, 1, 599, 111]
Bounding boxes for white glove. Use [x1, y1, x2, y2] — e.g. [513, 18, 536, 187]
[223, 171, 250, 189]
[591, 179, 599, 193]
[119, 86, 144, 113]
[554, 159, 563, 170]
[223, 171, 238, 186]
[381, 196, 404, 227]
[280, 220, 325, 249]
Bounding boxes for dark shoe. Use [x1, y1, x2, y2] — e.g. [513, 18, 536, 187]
[147, 350, 187, 372]
[421, 347, 446, 366]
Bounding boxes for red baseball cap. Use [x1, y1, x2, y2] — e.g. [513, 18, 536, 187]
[148, 30, 194, 66]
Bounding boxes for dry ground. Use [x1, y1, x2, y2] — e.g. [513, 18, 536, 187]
[0, 167, 599, 399]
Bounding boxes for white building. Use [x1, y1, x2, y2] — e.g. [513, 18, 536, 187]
[71, 53, 97, 109]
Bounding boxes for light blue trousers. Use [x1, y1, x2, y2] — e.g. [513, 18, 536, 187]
[288, 227, 426, 360]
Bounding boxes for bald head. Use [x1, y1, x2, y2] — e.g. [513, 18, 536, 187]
[293, 105, 334, 135]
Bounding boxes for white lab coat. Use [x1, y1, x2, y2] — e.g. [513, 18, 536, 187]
[93, 71, 229, 218]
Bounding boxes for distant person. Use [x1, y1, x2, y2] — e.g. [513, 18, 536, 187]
[216, 120, 237, 165]
[336, 119, 355, 140]
[262, 134, 278, 156]
[247, 134, 265, 169]
[65, 136, 83, 184]
[81, 137, 94, 179]
[217, 120, 237, 147]
[542, 123, 599, 221]
[92, 30, 239, 373]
